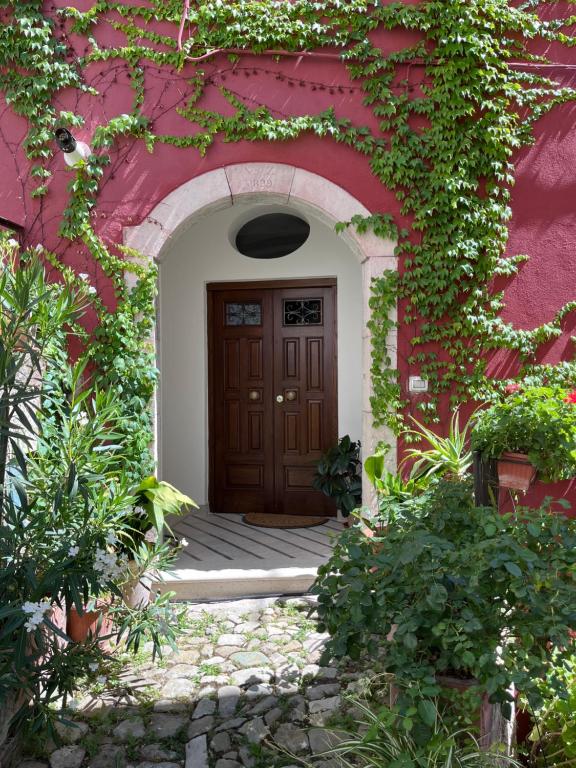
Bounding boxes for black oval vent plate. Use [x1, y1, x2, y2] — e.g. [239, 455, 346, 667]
[235, 213, 310, 259]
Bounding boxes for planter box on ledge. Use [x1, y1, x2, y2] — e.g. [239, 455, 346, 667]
[497, 452, 537, 492]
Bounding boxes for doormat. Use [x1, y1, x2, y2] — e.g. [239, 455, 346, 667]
[243, 513, 329, 529]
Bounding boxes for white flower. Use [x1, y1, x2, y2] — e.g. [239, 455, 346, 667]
[34, 243, 43, 253]
[22, 600, 51, 615]
[105, 531, 117, 546]
[93, 547, 123, 581]
[22, 599, 51, 632]
[24, 619, 38, 631]
[68, 545, 79, 557]
[144, 527, 158, 543]
[88, 662, 99, 672]
[6, 238, 18, 249]
[96, 675, 107, 685]
[87, 286, 97, 295]
[180, 537, 189, 548]
[78, 273, 89, 281]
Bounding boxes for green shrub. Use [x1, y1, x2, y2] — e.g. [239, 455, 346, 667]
[314, 478, 576, 712]
[527, 653, 576, 767]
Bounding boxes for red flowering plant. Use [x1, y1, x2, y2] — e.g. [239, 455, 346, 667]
[472, 385, 576, 482]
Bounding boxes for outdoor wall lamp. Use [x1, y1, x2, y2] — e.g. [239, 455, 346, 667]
[54, 128, 91, 167]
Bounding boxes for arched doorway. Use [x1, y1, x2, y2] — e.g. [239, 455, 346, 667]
[123, 163, 398, 513]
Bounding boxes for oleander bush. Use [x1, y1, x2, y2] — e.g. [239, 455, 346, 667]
[0, 238, 184, 738]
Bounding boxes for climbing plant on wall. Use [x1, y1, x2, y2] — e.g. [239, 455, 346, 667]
[0, 0, 575, 456]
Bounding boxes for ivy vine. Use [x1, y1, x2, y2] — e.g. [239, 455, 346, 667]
[1, 0, 575, 458]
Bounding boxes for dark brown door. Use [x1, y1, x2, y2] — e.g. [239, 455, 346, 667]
[208, 279, 337, 516]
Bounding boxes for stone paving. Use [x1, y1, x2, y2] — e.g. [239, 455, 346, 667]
[18, 597, 370, 768]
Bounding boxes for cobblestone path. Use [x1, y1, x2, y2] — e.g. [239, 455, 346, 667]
[18, 597, 365, 768]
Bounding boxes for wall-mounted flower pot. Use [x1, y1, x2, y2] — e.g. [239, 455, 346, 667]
[497, 452, 537, 492]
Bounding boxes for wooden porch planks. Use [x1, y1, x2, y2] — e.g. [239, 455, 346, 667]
[174, 519, 281, 561]
[196, 514, 334, 558]
[170, 507, 338, 568]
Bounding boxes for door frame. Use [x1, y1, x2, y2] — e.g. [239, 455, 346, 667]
[125, 164, 400, 512]
[207, 277, 338, 513]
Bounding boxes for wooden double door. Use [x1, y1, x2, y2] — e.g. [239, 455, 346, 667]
[208, 279, 337, 516]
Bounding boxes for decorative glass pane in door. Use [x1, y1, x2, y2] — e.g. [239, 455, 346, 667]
[283, 298, 323, 326]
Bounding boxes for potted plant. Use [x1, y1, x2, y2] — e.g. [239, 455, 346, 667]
[400, 409, 474, 482]
[313, 435, 362, 521]
[471, 385, 576, 491]
[314, 477, 576, 744]
[118, 476, 197, 608]
[362, 408, 472, 534]
[66, 597, 115, 643]
[525, 654, 576, 767]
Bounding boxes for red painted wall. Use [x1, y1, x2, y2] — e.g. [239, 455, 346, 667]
[1, 2, 575, 508]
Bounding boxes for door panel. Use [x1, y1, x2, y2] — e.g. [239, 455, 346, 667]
[208, 280, 337, 515]
[273, 285, 337, 515]
[209, 288, 274, 514]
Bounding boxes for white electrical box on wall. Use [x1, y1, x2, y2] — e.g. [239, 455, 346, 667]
[408, 376, 429, 393]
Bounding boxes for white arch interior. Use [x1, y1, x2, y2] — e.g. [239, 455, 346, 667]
[123, 164, 398, 508]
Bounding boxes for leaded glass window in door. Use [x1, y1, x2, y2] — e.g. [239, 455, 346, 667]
[225, 302, 262, 326]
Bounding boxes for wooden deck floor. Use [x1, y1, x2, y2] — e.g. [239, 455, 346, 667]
[157, 506, 341, 600]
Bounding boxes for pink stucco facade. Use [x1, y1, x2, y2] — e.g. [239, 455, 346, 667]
[0, 2, 575, 508]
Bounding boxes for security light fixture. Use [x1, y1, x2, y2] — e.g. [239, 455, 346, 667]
[54, 128, 91, 167]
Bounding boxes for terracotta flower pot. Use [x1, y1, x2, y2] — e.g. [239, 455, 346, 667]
[497, 452, 537, 492]
[121, 561, 153, 609]
[67, 599, 114, 644]
[435, 675, 515, 753]
[361, 523, 387, 557]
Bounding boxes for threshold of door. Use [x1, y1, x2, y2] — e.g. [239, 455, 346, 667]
[153, 566, 319, 601]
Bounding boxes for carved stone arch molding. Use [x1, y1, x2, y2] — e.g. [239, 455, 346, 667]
[123, 163, 399, 506]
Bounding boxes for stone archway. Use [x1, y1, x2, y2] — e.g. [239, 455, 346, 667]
[123, 163, 398, 505]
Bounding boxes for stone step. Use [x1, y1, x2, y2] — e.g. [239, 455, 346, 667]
[154, 566, 318, 600]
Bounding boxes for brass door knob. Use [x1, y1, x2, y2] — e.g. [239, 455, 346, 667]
[276, 395, 284, 403]
[285, 390, 297, 401]
[248, 390, 260, 400]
